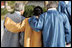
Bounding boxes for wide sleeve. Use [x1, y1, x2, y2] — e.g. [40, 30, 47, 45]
[4, 17, 26, 33]
[28, 13, 45, 32]
[63, 13, 71, 44]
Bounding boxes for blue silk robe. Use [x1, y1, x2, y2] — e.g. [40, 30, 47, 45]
[28, 10, 71, 47]
[57, 1, 71, 24]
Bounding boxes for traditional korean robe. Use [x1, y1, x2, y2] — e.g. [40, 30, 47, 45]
[1, 11, 25, 47]
[57, 1, 71, 24]
[28, 8, 71, 47]
[4, 17, 42, 47]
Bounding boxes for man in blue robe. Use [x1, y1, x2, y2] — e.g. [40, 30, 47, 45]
[28, 1, 71, 47]
[57, 1, 71, 25]
[1, 3, 25, 47]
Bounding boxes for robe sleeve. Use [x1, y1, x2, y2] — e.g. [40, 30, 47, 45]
[57, 1, 62, 13]
[28, 13, 45, 32]
[57, 1, 66, 13]
[4, 17, 25, 33]
[63, 13, 71, 44]
[65, 4, 71, 24]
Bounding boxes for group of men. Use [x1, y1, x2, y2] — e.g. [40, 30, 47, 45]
[1, 1, 71, 47]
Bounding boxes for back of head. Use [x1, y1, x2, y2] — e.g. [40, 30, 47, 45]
[33, 6, 43, 16]
[14, 2, 25, 11]
[47, 1, 58, 9]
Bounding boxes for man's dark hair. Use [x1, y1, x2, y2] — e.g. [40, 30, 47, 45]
[47, 1, 58, 9]
[33, 6, 43, 16]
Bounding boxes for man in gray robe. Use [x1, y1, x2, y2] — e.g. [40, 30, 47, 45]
[1, 3, 25, 47]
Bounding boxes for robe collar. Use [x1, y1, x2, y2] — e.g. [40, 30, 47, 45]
[48, 8, 57, 11]
[15, 11, 21, 15]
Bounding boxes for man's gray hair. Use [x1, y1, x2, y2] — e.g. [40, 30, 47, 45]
[47, 1, 58, 9]
[15, 2, 25, 11]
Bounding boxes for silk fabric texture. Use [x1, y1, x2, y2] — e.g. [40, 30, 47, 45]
[28, 10, 71, 47]
[4, 17, 42, 47]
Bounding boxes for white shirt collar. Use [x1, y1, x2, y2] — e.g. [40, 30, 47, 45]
[48, 8, 57, 11]
[15, 11, 21, 15]
[65, 1, 69, 4]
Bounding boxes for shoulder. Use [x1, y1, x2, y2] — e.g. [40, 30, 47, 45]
[23, 18, 29, 22]
[5, 13, 10, 17]
[25, 18, 29, 20]
[47, 10, 57, 15]
[60, 13, 67, 20]
[4, 13, 11, 19]
[59, 1, 64, 4]
[40, 12, 48, 17]
[21, 16, 25, 19]
[59, 1, 66, 6]
[60, 13, 67, 17]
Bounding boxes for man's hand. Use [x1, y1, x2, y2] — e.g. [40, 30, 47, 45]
[66, 43, 71, 47]
[35, 16, 38, 18]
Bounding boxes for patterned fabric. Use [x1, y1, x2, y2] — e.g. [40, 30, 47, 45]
[4, 17, 42, 47]
[1, 12, 25, 47]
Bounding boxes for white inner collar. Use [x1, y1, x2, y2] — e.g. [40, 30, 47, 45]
[48, 8, 57, 11]
[15, 11, 21, 15]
